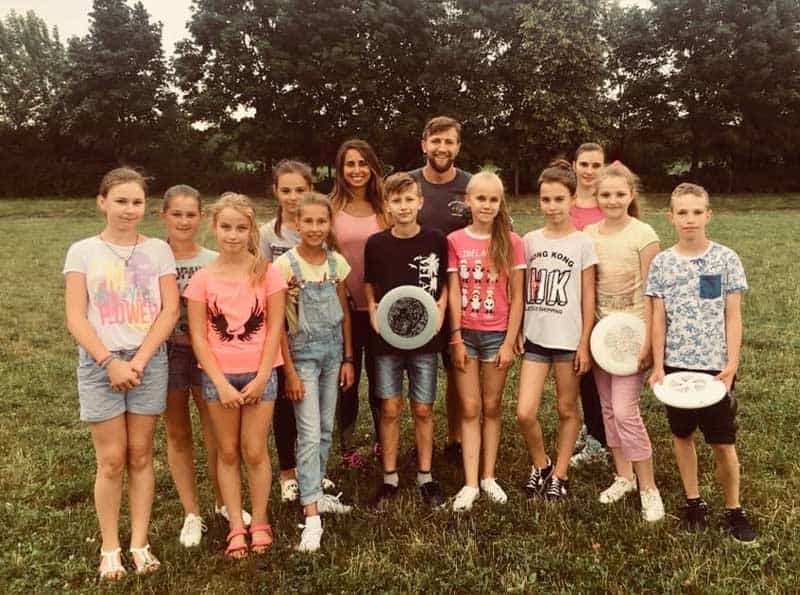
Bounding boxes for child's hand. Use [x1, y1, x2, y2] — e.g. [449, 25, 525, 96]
[648, 366, 665, 388]
[218, 381, 244, 408]
[715, 366, 736, 392]
[449, 342, 468, 371]
[339, 362, 354, 390]
[574, 345, 592, 376]
[106, 359, 141, 391]
[636, 344, 653, 372]
[285, 369, 305, 400]
[369, 311, 379, 334]
[514, 335, 524, 356]
[495, 342, 515, 370]
[128, 355, 146, 378]
[240, 374, 268, 405]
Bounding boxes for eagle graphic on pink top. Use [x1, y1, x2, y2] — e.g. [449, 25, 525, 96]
[208, 298, 264, 343]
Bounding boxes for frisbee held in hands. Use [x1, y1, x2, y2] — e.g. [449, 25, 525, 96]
[376, 285, 438, 350]
[590, 313, 645, 376]
[653, 372, 727, 409]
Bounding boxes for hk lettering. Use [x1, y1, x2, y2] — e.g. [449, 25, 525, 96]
[527, 268, 571, 306]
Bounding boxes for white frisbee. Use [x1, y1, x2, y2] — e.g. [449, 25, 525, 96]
[590, 312, 645, 376]
[653, 372, 727, 409]
[376, 285, 439, 350]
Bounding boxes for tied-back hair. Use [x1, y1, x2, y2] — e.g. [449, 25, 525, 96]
[329, 139, 389, 229]
[575, 141, 605, 161]
[208, 192, 268, 285]
[298, 192, 339, 252]
[595, 161, 642, 218]
[163, 184, 201, 212]
[466, 171, 513, 277]
[538, 159, 577, 195]
[271, 159, 313, 239]
[99, 167, 147, 197]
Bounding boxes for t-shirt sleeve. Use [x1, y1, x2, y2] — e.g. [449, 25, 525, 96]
[510, 233, 525, 269]
[724, 250, 748, 293]
[183, 267, 207, 302]
[335, 252, 352, 282]
[273, 254, 294, 284]
[155, 240, 178, 276]
[581, 234, 599, 269]
[636, 222, 660, 251]
[62, 241, 87, 274]
[644, 254, 665, 298]
[263, 262, 288, 296]
[447, 232, 459, 272]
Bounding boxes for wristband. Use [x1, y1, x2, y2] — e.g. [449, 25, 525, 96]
[449, 338, 464, 346]
[342, 356, 354, 364]
[99, 354, 119, 369]
[449, 327, 462, 335]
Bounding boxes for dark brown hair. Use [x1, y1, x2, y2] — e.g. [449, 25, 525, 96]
[422, 116, 462, 142]
[272, 159, 313, 238]
[575, 142, 605, 161]
[329, 139, 388, 228]
[163, 184, 201, 212]
[537, 159, 577, 195]
[383, 171, 421, 199]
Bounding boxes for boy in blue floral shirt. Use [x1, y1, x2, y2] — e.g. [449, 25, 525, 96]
[646, 183, 756, 544]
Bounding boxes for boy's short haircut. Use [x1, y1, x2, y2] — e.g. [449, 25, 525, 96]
[422, 116, 461, 142]
[384, 172, 421, 199]
[670, 182, 709, 209]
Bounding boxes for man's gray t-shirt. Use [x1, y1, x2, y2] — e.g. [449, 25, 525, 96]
[409, 167, 471, 236]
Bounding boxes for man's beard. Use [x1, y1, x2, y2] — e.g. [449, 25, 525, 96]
[426, 152, 454, 174]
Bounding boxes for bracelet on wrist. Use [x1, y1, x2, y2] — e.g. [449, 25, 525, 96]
[342, 356, 354, 364]
[449, 338, 464, 346]
[99, 354, 119, 369]
[449, 327, 462, 335]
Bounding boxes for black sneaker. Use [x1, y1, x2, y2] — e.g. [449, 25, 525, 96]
[724, 508, 758, 545]
[375, 483, 398, 509]
[419, 480, 445, 508]
[442, 441, 462, 466]
[680, 498, 709, 531]
[523, 460, 553, 498]
[544, 475, 568, 501]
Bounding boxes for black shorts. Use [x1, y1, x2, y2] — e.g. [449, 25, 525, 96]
[663, 366, 737, 444]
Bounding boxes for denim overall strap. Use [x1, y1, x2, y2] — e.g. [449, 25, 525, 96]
[286, 250, 312, 335]
[326, 250, 338, 282]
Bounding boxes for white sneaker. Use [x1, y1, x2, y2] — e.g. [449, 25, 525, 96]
[570, 436, 607, 467]
[317, 492, 352, 515]
[214, 504, 252, 526]
[452, 485, 480, 512]
[179, 513, 206, 548]
[479, 478, 508, 504]
[321, 477, 336, 491]
[640, 488, 665, 522]
[295, 521, 324, 552]
[598, 475, 638, 504]
[281, 478, 300, 502]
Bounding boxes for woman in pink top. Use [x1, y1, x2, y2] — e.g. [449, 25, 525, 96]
[185, 193, 286, 558]
[330, 139, 389, 468]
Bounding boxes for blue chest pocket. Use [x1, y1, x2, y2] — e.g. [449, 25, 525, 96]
[699, 274, 722, 299]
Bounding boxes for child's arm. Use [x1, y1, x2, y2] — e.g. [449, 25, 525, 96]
[447, 271, 467, 371]
[337, 282, 355, 390]
[241, 287, 287, 404]
[637, 241, 660, 371]
[575, 265, 596, 376]
[280, 332, 305, 400]
[365, 282, 379, 333]
[64, 272, 140, 391]
[436, 284, 448, 331]
[648, 297, 667, 387]
[716, 291, 742, 391]
[187, 298, 243, 408]
[496, 268, 524, 370]
[130, 273, 180, 377]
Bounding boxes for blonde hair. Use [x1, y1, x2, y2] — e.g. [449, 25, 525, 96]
[298, 192, 339, 252]
[466, 171, 513, 277]
[670, 182, 709, 209]
[208, 192, 267, 284]
[594, 161, 642, 218]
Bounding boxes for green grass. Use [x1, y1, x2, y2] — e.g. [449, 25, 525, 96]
[1, 194, 799, 593]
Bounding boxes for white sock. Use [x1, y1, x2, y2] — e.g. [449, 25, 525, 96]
[383, 471, 399, 487]
[305, 514, 322, 529]
[417, 471, 433, 486]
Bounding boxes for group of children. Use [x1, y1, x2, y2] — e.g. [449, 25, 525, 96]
[63, 138, 756, 580]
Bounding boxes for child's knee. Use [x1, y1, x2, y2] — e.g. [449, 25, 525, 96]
[516, 407, 538, 429]
[126, 445, 153, 473]
[241, 442, 267, 468]
[711, 443, 738, 462]
[411, 402, 433, 422]
[97, 452, 126, 479]
[381, 398, 402, 421]
[556, 398, 579, 421]
[461, 398, 482, 421]
[217, 442, 241, 467]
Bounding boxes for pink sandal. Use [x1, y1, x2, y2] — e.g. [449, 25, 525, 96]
[249, 523, 273, 553]
[225, 528, 248, 559]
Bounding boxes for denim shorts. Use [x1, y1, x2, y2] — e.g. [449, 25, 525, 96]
[462, 329, 507, 362]
[375, 352, 438, 404]
[201, 369, 278, 403]
[523, 340, 575, 363]
[77, 345, 168, 423]
[167, 341, 202, 389]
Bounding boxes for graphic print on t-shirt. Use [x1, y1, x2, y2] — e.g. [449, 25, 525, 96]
[208, 297, 264, 343]
[409, 252, 441, 294]
[91, 252, 160, 329]
[453, 249, 503, 319]
[525, 249, 576, 312]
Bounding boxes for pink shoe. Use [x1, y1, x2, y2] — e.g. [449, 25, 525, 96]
[341, 448, 366, 469]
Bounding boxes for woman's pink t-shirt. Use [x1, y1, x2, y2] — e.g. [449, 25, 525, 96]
[446, 228, 525, 331]
[333, 210, 381, 310]
[570, 205, 604, 231]
[183, 264, 287, 373]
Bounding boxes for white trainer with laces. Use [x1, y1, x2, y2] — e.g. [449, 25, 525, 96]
[215, 504, 252, 526]
[640, 488, 665, 522]
[295, 522, 324, 553]
[479, 478, 508, 504]
[452, 485, 480, 512]
[598, 475, 638, 504]
[179, 513, 207, 548]
[570, 435, 607, 467]
[321, 477, 336, 491]
[317, 492, 352, 514]
[281, 478, 300, 502]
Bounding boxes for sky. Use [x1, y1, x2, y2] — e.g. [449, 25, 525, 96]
[2, 1, 651, 56]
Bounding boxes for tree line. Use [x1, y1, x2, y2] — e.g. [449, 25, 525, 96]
[1, 0, 799, 197]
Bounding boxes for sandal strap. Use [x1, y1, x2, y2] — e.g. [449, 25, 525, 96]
[99, 548, 125, 578]
[226, 527, 249, 541]
[249, 523, 272, 535]
[129, 544, 160, 572]
[100, 547, 122, 558]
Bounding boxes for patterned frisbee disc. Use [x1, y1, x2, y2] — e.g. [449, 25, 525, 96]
[376, 285, 438, 350]
[590, 313, 646, 376]
[653, 372, 727, 409]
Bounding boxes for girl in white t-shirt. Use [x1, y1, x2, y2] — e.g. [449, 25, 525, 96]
[64, 168, 179, 579]
[447, 171, 525, 511]
[517, 161, 597, 501]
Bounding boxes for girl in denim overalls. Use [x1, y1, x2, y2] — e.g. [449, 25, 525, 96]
[274, 192, 355, 552]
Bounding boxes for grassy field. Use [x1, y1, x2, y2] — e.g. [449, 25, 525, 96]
[1, 194, 799, 593]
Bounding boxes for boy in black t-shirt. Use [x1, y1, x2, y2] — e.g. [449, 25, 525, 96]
[365, 172, 448, 508]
